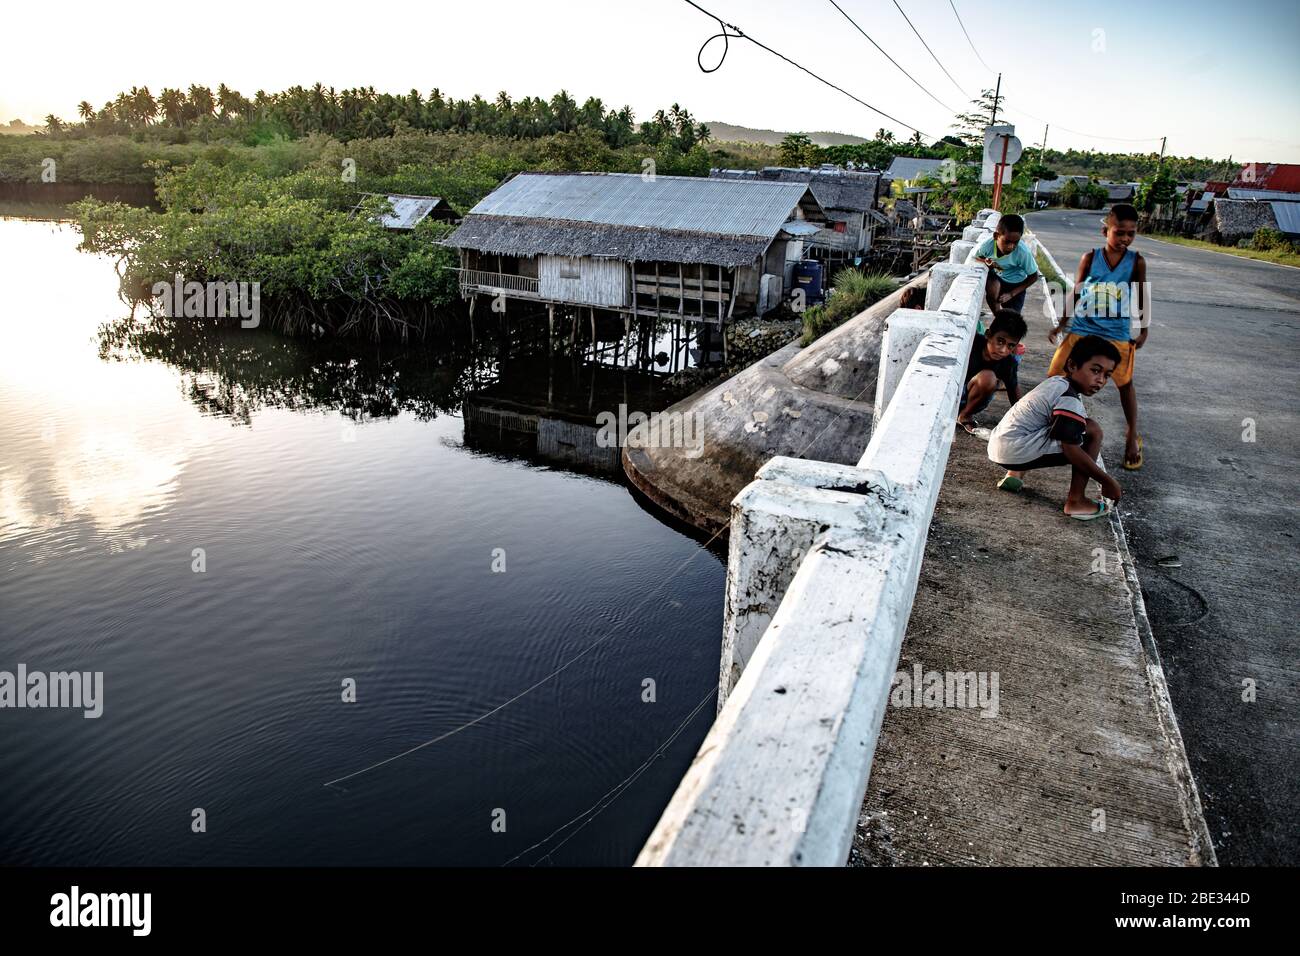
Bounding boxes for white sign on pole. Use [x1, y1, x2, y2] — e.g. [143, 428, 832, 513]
[981, 125, 1020, 185]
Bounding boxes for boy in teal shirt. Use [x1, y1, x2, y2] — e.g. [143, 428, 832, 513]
[975, 213, 1039, 314]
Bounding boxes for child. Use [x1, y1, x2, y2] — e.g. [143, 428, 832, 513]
[1047, 203, 1148, 469]
[958, 309, 1026, 434]
[987, 334, 1124, 520]
[899, 285, 926, 310]
[974, 213, 1039, 314]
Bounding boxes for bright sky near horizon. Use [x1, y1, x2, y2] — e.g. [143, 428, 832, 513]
[3, 0, 1298, 162]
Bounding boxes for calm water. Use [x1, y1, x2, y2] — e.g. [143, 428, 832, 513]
[0, 217, 724, 866]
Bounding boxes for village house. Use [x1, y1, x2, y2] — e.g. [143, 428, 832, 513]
[443, 171, 829, 325]
[359, 193, 458, 230]
[708, 165, 890, 269]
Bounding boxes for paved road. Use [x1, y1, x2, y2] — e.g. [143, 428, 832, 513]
[1027, 209, 1300, 865]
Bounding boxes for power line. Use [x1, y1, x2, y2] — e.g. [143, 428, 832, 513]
[891, 0, 969, 98]
[947, 0, 994, 74]
[826, 0, 954, 115]
[997, 101, 1164, 145]
[683, 0, 933, 139]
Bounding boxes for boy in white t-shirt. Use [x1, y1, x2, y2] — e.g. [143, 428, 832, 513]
[987, 335, 1124, 520]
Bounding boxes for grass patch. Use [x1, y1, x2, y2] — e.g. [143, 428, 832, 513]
[800, 269, 897, 346]
[1144, 233, 1300, 269]
[1034, 245, 1066, 290]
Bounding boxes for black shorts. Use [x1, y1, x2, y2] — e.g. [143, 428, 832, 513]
[994, 452, 1069, 471]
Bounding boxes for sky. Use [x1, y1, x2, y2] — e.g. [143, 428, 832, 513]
[3, 0, 1299, 162]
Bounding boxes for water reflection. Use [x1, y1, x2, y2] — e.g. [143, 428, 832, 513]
[1, 218, 726, 866]
[95, 306, 718, 478]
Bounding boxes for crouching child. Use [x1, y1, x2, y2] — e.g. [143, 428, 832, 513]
[986, 335, 1124, 520]
[959, 309, 1026, 434]
[975, 213, 1039, 314]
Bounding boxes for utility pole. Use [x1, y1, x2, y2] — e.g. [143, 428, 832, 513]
[989, 73, 1002, 127]
[1034, 124, 1048, 207]
[1157, 135, 1167, 170]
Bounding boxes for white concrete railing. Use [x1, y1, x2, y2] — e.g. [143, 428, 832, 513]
[636, 209, 1002, 867]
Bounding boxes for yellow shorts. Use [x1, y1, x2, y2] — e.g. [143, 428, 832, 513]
[1047, 333, 1135, 388]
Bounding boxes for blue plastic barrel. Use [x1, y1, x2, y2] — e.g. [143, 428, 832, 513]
[794, 260, 824, 304]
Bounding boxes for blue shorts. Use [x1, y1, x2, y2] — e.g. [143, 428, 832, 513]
[959, 384, 994, 416]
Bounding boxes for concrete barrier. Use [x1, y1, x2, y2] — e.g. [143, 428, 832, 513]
[638, 217, 999, 866]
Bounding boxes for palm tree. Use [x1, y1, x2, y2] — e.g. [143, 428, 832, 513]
[77, 101, 95, 122]
[44, 114, 64, 134]
[187, 85, 215, 119]
[158, 88, 186, 126]
[130, 86, 157, 125]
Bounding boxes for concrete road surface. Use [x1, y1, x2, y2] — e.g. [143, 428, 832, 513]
[1025, 210, 1300, 865]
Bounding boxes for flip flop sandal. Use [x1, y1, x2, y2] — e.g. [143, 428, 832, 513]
[1123, 436, 1144, 471]
[1067, 499, 1113, 521]
[997, 475, 1023, 493]
[959, 418, 982, 435]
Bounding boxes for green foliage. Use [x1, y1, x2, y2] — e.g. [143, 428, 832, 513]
[778, 133, 817, 167]
[73, 160, 463, 339]
[922, 162, 1032, 222]
[800, 269, 896, 345]
[1136, 165, 1176, 212]
[1035, 247, 1065, 291]
[33, 82, 710, 154]
[1059, 178, 1109, 209]
[1248, 227, 1296, 253]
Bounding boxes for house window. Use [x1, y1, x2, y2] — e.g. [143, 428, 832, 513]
[833, 221, 847, 233]
[559, 256, 581, 279]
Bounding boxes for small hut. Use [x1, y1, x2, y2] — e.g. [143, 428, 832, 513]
[1203, 198, 1279, 244]
[360, 193, 457, 230]
[443, 171, 828, 324]
[709, 165, 889, 267]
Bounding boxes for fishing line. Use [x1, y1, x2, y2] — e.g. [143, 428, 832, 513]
[500, 685, 718, 866]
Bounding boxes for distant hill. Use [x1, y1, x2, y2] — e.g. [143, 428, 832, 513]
[704, 122, 868, 147]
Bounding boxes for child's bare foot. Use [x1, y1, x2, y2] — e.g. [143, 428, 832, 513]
[1063, 496, 1111, 520]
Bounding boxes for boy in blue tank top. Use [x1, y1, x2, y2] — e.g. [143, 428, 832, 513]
[1047, 203, 1149, 469]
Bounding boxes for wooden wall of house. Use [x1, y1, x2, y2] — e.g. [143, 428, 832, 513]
[809, 211, 868, 253]
[538, 255, 630, 307]
[734, 261, 762, 311]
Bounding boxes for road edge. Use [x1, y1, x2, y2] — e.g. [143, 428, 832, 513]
[1105, 481, 1219, 866]
[1136, 233, 1300, 272]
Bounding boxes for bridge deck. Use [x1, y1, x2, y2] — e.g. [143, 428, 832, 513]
[854, 275, 1211, 866]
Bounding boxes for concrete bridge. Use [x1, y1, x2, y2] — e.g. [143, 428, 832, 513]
[633, 211, 1216, 867]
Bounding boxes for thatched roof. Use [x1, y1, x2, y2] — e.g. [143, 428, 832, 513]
[445, 171, 824, 266]
[445, 215, 771, 267]
[1212, 199, 1278, 239]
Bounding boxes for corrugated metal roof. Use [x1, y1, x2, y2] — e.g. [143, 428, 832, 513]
[884, 156, 950, 181]
[467, 172, 816, 238]
[364, 194, 452, 230]
[780, 220, 821, 237]
[1233, 163, 1300, 193]
[1270, 201, 1300, 236]
[1034, 175, 1088, 194]
[1227, 188, 1300, 202]
[709, 166, 882, 212]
